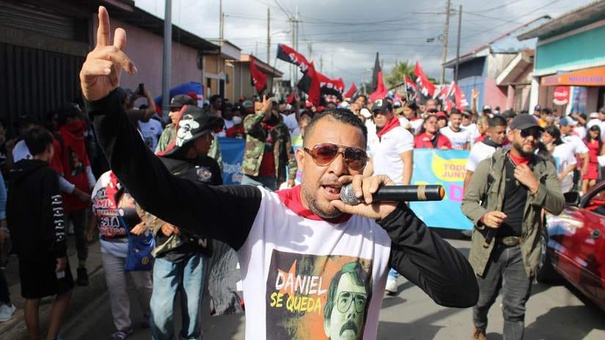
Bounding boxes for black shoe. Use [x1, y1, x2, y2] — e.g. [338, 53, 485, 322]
[77, 267, 89, 286]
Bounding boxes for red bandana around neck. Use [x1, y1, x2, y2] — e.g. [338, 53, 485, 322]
[276, 185, 352, 224]
[376, 117, 400, 139]
[509, 152, 531, 166]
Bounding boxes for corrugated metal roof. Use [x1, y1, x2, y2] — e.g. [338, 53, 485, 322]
[518, 0, 605, 40]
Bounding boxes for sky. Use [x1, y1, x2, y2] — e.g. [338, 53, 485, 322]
[134, 0, 596, 88]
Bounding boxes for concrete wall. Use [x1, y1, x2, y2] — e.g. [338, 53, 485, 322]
[107, 19, 203, 97]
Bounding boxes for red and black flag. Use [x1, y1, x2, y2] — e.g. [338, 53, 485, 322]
[369, 52, 387, 102]
[403, 75, 417, 101]
[344, 83, 358, 99]
[249, 55, 267, 93]
[448, 81, 469, 111]
[297, 61, 321, 107]
[414, 61, 436, 103]
[276, 44, 311, 73]
[318, 73, 345, 100]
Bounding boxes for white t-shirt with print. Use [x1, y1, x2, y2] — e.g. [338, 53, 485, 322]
[238, 189, 392, 340]
[138, 119, 163, 152]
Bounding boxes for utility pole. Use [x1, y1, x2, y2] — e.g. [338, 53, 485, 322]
[308, 42, 312, 60]
[266, 8, 270, 62]
[319, 55, 323, 74]
[219, 0, 223, 43]
[440, 0, 451, 84]
[455, 5, 462, 83]
[161, 0, 172, 122]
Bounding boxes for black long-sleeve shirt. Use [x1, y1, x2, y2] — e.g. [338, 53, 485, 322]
[88, 89, 478, 339]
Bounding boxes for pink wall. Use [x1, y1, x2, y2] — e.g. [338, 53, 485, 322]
[483, 78, 509, 110]
[94, 17, 203, 97]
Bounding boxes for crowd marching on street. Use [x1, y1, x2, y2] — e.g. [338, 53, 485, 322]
[1, 2, 605, 340]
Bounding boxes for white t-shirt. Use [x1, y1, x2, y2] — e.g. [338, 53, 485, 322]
[238, 189, 391, 340]
[369, 126, 414, 184]
[551, 143, 577, 193]
[562, 134, 589, 155]
[408, 118, 423, 136]
[12, 140, 32, 162]
[138, 119, 163, 152]
[465, 141, 498, 172]
[281, 113, 300, 140]
[463, 123, 479, 145]
[440, 126, 471, 150]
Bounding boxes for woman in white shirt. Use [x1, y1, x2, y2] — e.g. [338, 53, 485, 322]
[542, 125, 577, 193]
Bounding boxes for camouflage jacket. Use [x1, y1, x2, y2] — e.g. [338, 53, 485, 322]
[242, 112, 297, 183]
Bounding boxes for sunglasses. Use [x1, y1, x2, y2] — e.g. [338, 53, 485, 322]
[519, 128, 542, 139]
[303, 143, 368, 171]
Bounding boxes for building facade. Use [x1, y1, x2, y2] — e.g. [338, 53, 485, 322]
[518, 0, 605, 115]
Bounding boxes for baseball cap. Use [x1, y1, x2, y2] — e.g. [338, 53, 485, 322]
[371, 98, 392, 112]
[534, 105, 542, 112]
[169, 94, 197, 110]
[589, 112, 599, 119]
[435, 111, 448, 119]
[502, 109, 517, 119]
[360, 108, 372, 119]
[510, 114, 543, 131]
[559, 116, 578, 127]
[160, 106, 224, 156]
[242, 100, 254, 109]
[482, 105, 492, 112]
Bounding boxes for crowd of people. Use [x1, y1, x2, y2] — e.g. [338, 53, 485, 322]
[0, 5, 603, 340]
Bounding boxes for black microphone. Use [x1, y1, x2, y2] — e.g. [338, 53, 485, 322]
[339, 183, 445, 205]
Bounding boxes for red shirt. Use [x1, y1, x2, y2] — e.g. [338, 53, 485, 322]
[414, 132, 452, 149]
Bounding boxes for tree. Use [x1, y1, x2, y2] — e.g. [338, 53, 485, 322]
[385, 61, 415, 88]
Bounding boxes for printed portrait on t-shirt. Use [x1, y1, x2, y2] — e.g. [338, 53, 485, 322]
[266, 250, 373, 339]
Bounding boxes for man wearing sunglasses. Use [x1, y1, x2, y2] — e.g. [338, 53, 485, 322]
[462, 114, 564, 340]
[81, 7, 478, 339]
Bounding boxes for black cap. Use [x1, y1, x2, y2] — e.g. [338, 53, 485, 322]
[169, 94, 197, 110]
[161, 106, 224, 156]
[371, 98, 392, 112]
[510, 114, 543, 131]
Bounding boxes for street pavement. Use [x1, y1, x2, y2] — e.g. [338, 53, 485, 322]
[1, 233, 604, 339]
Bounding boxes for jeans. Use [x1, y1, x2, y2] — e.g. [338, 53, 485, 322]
[101, 250, 152, 332]
[0, 269, 10, 304]
[241, 174, 277, 191]
[150, 253, 207, 340]
[387, 268, 399, 280]
[473, 244, 532, 340]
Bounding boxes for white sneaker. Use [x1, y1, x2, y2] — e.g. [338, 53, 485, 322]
[0, 303, 16, 322]
[385, 278, 397, 296]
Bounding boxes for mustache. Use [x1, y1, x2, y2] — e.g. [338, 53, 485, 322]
[340, 320, 359, 336]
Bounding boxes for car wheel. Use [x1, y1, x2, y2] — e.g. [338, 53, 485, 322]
[536, 228, 560, 283]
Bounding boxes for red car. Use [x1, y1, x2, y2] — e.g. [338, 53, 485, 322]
[539, 183, 605, 311]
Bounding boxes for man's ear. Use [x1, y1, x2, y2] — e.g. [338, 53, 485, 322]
[295, 147, 305, 173]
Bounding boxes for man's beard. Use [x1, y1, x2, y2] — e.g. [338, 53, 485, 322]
[513, 140, 535, 157]
[302, 185, 341, 219]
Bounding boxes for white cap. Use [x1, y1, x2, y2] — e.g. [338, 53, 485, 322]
[360, 108, 372, 119]
[589, 112, 599, 119]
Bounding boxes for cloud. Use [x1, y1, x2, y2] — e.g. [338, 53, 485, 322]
[135, 0, 594, 89]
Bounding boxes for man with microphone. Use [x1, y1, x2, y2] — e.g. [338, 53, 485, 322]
[462, 114, 564, 340]
[81, 7, 478, 339]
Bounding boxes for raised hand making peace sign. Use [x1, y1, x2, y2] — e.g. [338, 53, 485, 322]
[79, 6, 138, 101]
